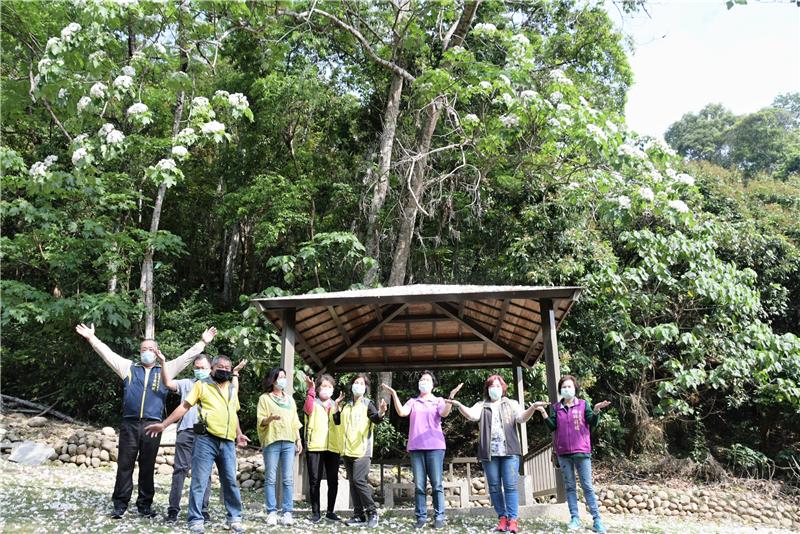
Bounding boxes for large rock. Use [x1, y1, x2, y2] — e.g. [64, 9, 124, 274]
[100, 450, 110, 462]
[26, 416, 49, 428]
[101, 427, 116, 437]
[9, 441, 56, 465]
[157, 464, 174, 475]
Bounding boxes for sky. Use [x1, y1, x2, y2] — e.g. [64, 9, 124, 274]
[606, 0, 800, 138]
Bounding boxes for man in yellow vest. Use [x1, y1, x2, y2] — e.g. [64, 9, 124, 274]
[145, 355, 249, 534]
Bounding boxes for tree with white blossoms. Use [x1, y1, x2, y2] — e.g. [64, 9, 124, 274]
[5, 0, 253, 337]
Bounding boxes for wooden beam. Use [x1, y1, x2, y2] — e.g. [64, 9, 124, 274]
[540, 299, 561, 404]
[327, 305, 352, 345]
[332, 358, 516, 371]
[371, 304, 383, 321]
[296, 333, 323, 368]
[359, 338, 486, 348]
[434, 302, 529, 368]
[319, 303, 408, 373]
[493, 299, 510, 341]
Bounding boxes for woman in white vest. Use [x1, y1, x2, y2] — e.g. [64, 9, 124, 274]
[302, 373, 344, 523]
[333, 373, 387, 529]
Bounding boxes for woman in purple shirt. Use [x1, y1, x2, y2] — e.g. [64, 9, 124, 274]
[382, 371, 461, 530]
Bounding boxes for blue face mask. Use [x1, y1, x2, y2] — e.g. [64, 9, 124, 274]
[276, 377, 287, 390]
[194, 369, 210, 381]
[351, 383, 366, 397]
[140, 350, 156, 365]
[560, 387, 575, 400]
[488, 387, 502, 401]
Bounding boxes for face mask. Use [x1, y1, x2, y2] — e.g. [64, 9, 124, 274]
[488, 386, 502, 401]
[212, 369, 232, 383]
[276, 377, 287, 390]
[560, 387, 575, 400]
[140, 350, 156, 365]
[351, 383, 366, 397]
[418, 381, 433, 394]
[319, 387, 334, 401]
[194, 369, 210, 381]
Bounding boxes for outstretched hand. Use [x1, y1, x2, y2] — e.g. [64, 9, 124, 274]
[75, 323, 95, 339]
[378, 398, 388, 415]
[304, 373, 315, 390]
[335, 391, 346, 405]
[201, 326, 217, 344]
[444, 398, 463, 408]
[233, 359, 247, 374]
[448, 382, 464, 399]
[594, 400, 611, 412]
[260, 414, 281, 427]
[144, 423, 164, 438]
[380, 383, 396, 396]
[236, 433, 251, 448]
[156, 349, 166, 364]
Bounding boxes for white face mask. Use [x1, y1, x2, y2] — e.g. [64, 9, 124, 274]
[488, 386, 502, 401]
[276, 377, 287, 390]
[319, 387, 334, 400]
[140, 350, 156, 365]
[351, 383, 366, 397]
[418, 381, 433, 394]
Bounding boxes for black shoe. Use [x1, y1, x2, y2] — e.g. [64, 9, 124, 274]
[325, 512, 342, 522]
[367, 514, 379, 528]
[165, 511, 178, 523]
[110, 508, 126, 519]
[433, 517, 445, 529]
[414, 518, 427, 529]
[311, 512, 322, 523]
[202, 512, 211, 523]
[138, 508, 157, 518]
[345, 515, 366, 526]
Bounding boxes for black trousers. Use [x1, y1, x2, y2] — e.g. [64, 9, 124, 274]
[112, 419, 162, 512]
[306, 450, 340, 514]
[344, 455, 376, 518]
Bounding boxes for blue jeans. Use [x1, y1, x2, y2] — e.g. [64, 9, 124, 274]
[558, 455, 601, 521]
[188, 434, 242, 527]
[263, 440, 295, 513]
[410, 449, 445, 521]
[481, 455, 519, 520]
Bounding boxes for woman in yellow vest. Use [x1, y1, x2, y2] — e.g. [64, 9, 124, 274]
[302, 372, 344, 523]
[257, 368, 302, 527]
[333, 373, 387, 529]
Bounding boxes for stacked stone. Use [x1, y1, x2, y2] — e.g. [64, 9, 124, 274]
[596, 484, 799, 530]
[50, 427, 120, 469]
[470, 476, 491, 507]
[236, 455, 265, 490]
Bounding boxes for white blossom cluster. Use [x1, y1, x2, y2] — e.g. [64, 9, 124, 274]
[473, 22, 498, 35]
[201, 120, 225, 135]
[29, 155, 58, 179]
[126, 102, 148, 116]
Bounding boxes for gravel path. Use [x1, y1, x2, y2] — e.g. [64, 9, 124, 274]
[0, 459, 792, 534]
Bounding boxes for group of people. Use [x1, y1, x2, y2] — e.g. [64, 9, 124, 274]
[76, 324, 610, 534]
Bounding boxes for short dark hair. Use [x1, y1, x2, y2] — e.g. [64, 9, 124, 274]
[315, 373, 335, 390]
[263, 367, 286, 393]
[194, 354, 211, 365]
[558, 375, 580, 396]
[417, 369, 437, 386]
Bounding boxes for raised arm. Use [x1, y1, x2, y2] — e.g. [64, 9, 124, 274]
[444, 399, 482, 422]
[380, 383, 409, 417]
[517, 401, 549, 424]
[156, 349, 176, 391]
[438, 382, 464, 417]
[144, 400, 191, 437]
[75, 323, 131, 380]
[231, 359, 247, 393]
[303, 374, 316, 415]
[164, 326, 217, 378]
[367, 398, 388, 424]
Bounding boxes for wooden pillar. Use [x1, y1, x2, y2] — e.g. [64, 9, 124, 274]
[280, 308, 296, 398]
[541, 298, 566, 503]
[279, 308, 304, 498]
[514, 365, 532, 504]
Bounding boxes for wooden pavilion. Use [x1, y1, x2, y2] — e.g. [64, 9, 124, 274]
[251, 284, 582, 505]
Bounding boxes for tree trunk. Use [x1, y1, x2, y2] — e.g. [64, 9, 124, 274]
[388, 99, 442, 286]
[362, 74, 405, 286]
[386, 1, 481, 286]
[222, 221, 241, 306]
[139, 91, 184, 338]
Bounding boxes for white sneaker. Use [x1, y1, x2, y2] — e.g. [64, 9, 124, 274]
[281, 512, 294, 526]
[266, 512, 278, 526]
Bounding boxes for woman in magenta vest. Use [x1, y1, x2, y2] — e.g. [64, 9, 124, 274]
[536, 375, 610, 534]
[447, 375, 543, 533]
[382, 371, 460, 529]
